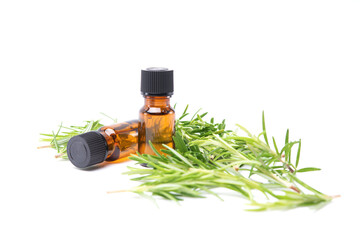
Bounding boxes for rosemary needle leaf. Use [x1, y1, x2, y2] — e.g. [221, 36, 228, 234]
[296, 139, 302, 168]
[100, 112, 118, 123]
[262, 111, 269, 146]
[190, 108, 202, 121]
[272, 137, 279, 155]
[285, 129, 289, 145]
[297, 167, 321, 173]
[52, 131, 60, 152]
[173, 132, 188, 153]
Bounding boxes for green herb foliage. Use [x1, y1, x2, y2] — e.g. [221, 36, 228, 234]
[120, 106, 337, 210]
[39, 113, 118, 158]
[39, 108, 337, 210]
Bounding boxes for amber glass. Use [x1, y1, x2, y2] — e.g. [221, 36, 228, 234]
[139, 96, 175, 155]
[99, 120, 139, 163]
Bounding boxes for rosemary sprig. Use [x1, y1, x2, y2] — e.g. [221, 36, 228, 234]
[118, 107, 337, 210]
[38, 113, 118, 158]
[39, 119, 104, 159]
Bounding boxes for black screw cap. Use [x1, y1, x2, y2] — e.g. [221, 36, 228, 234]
[141, 67, 174, 96]
[67, 131, 108, 168]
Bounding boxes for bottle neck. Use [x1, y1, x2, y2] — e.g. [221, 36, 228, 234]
[143, 95, 171, 108]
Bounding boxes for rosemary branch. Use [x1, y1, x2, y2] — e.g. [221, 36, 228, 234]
[120, 107, 337, 211]
[39, 120, 104, 159]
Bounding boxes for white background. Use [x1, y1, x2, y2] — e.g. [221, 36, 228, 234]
[1, 0, 359, 239]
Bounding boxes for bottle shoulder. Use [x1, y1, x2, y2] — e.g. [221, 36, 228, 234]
[140, 106, 175, 115]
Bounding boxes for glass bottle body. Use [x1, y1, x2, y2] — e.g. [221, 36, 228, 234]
[139, 96, 175, 155]
[99, 120, 139, 162]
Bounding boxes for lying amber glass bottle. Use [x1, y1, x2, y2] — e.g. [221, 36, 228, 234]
[67, 120, 138, 168]
[139, 67, 175, 155]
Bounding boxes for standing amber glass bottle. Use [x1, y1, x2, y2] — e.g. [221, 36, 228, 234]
[67, 120, 138, 168]
[139, 67, 175, 155]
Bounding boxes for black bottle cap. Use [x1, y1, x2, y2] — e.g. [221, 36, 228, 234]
[67, 131, 108, 168]
[141, 67, 174, 96]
